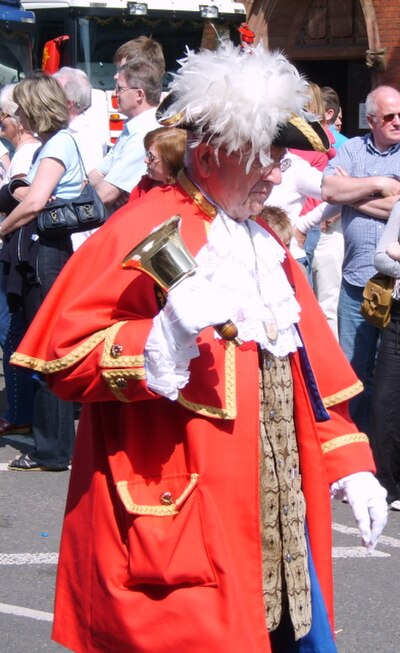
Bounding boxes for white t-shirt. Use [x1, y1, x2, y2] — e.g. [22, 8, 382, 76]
[68, 111, 107, 174]
[264, 152, 323, 260]
[8, 141, 40, 179]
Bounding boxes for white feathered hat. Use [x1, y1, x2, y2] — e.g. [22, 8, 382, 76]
[157, 41, 329, 170]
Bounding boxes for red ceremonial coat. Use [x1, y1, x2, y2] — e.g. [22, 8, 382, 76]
[12, 174, 374, 653]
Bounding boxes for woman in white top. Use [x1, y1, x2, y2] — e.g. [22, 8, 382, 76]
[0, 73, 84, 471]
[0, 85, 41, 436]
[0, 84, 40, 182]
[0, 139, 10, 186]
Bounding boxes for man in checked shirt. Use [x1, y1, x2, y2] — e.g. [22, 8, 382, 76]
[322, 85, 400, 437]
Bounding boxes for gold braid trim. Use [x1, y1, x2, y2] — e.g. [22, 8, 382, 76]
[158, 109, 186, 128]
[101, 321, 145, 368]
[177, 342, 237, 419]
[323, 380, 364, 408]
[11, 322, 147, 375]
[116, 473, 199, 516]
[321, 433, 369, 454]
[102, 368, 147, 402]
[10, 328, 110, 373]
[177, 170, 217, 220]
[289, 115, 328, 153]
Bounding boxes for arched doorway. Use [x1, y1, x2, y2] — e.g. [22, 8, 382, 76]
[244, 0, 381, 137]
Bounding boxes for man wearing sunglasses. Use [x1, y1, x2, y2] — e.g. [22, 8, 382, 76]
[89, 58, 161, 212]
[322, 85, 400, 438]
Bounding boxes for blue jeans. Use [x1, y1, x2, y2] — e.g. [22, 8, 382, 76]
[303, 226, 321, 288]
[0, 261, 35, 424]
[3, 309, 36, 424]
[338, 279, 380, 435]
[21, 237, 75, 468]
[0, 261, 10, 346]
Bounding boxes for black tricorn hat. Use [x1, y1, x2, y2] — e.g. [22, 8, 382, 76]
[273, 114, 330, 152]
[157, 93, 329, 153]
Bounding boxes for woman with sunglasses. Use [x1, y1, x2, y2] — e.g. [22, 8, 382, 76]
[0, 72, 85, 471]
[0, 86, 40, 185]
[129, 127, 187, 201]
[0, 84, 40, 438]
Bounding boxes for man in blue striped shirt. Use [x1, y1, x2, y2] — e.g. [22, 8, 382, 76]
[322, 85, 400, 436]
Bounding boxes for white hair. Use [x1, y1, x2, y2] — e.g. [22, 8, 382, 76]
[165, 42, 310, 171]
[0, 84, 18, 118]
[54, 67, 92, 113]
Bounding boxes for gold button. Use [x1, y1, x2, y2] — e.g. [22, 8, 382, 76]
[115, 377, 127, 389]
[111, 343, 123, 358]
[160, 491, 174, 506]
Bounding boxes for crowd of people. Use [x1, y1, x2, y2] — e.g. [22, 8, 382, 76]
[265, 80, 400, 513]
[0, 31, 397, 653]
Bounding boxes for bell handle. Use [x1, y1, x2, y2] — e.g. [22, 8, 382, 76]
[214, 320, 242, 347]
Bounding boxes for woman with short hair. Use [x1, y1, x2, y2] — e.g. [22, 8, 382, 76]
[129, 127, 187, 201]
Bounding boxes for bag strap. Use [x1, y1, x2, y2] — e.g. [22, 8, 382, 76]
[62, 129, 89, 181]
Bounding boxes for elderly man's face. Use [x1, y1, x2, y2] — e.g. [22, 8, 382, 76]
[191, 144, 285, 222]
[367, 87, 400, 152]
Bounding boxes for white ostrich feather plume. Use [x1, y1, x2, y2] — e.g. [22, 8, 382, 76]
[166, 42, 310, 170]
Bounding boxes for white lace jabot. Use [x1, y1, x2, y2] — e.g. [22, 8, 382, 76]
[196, 211, 302, 357]
[144, 211, 302, 399]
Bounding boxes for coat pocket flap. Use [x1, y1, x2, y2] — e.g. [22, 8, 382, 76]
[116, 473, 199, 516]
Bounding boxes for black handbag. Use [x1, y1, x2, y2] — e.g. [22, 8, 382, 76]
[36, 134, 107, 238]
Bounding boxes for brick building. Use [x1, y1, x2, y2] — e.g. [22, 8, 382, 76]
[241, 0, 400, 137]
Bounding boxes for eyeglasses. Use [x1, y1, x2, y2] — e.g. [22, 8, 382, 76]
[249, 157, 292, 174]
[115, 83, 139, 95]
[145, 150, 159, 164]
[373, 112, 400, 123]
[225, 149, 291, 174]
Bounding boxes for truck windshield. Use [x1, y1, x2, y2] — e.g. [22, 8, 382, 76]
[76, 14, 236, 90]
[0, 28, 32, 84]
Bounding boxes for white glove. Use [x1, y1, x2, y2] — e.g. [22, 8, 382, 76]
[331, 472, 388, 553]
[160, 271, 235, 351]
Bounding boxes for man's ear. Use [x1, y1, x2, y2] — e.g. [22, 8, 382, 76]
[325, 108, 335, 124]
[193, 142, 214, 178]
[366, 114, 375, 131]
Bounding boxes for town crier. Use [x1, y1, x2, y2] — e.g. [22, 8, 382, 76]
[11, 42, 387, 653]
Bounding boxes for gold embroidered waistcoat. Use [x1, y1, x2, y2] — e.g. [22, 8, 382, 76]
[259, 350, 312, 640]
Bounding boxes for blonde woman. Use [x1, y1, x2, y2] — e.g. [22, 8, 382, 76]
[1, 72, 84, 471]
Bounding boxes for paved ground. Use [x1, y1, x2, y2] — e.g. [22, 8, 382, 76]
[1, 362, 400, 652]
